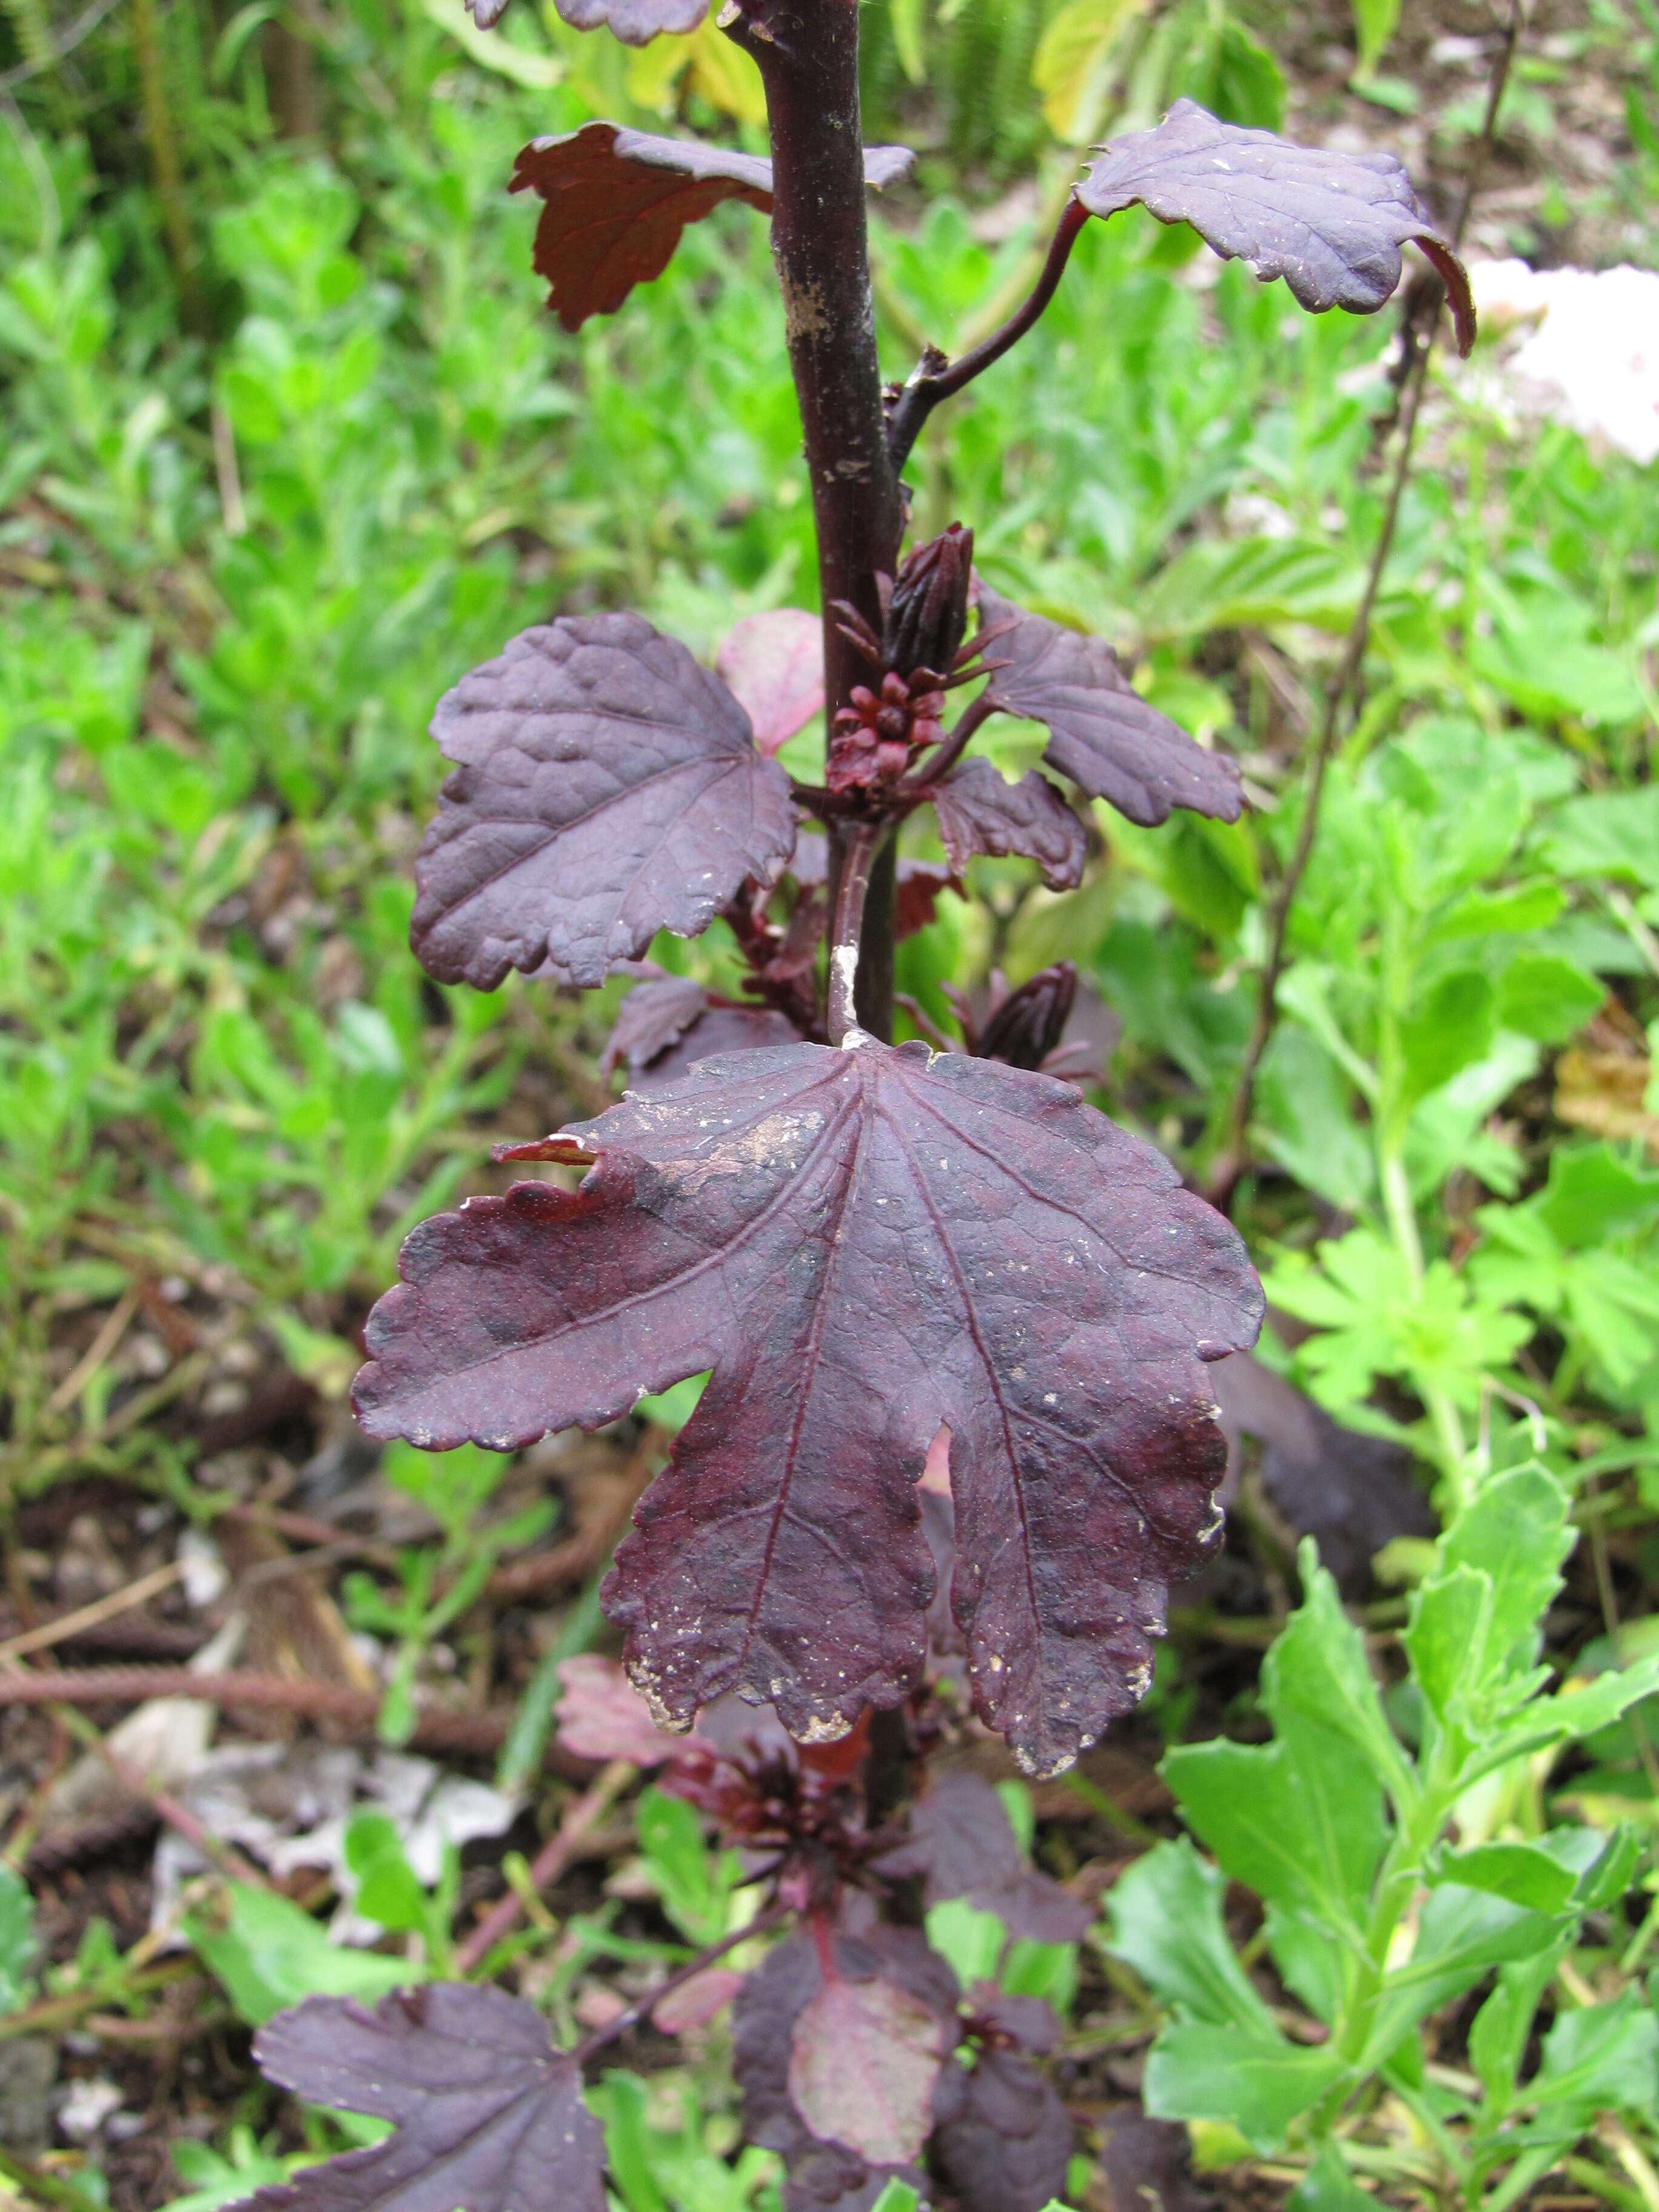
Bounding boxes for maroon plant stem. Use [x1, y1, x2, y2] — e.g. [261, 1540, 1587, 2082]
[1216, 5, 1519, 1199]
[453, 1756, 634, 1976]
[571, 1897, 791, 2062]
[731, 0, 903, 1037]
[827, 822, 887, 1044]
[886, 197, 1090, 473]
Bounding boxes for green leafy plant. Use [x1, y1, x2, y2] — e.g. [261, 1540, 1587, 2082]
[1108, 1463, 1659, 2205]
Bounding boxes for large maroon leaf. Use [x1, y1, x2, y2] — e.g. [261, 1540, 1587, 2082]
[1078, 99, 1475, 354]
[974, 587, 1242, 829]
[240, 1986, 604, 2212]
[875, 1769, 1091, 1941]
[513, 126, 915, 331]
[933, 2047, 1074, 2212]
[734, 1918, 957, 2208]
[931, 757, 1086, 889]
[354, 1038, 1261, 1776]
[409, 615, 797, 992]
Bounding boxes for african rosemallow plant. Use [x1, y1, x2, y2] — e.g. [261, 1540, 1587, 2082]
[227, 2, 1481, 2205]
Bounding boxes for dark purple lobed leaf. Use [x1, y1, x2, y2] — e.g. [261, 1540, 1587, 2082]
[239, 1986, 604, 2212]
[512, 125, 914, 330]
[409, 615, 797, 992]
[1211, 1352, 1433, 1595]
[875, 1769, 1092, 1941]
[354, 1039, 1261, 1776]
[1078, 99, 1474, 355]
[931, 758, 1086, 890]
[601, 974, 710, 1081]
[634, 1002, 805, 1093]
[974, 586, 1242, 830]
[933, 2046, 1074, 2212]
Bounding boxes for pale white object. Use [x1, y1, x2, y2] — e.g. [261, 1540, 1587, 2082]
[1470, 258, 1659, 466]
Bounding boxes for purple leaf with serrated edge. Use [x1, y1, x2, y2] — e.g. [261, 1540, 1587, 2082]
[933, 2046, 1074, 2212]
[1078, 99, 1474, 355]
[409, 615, 797, 993]
[875, 1770, 1091, 1940]
[964, 1982, 1061, 2055]
[717, 610, 826, 757]
[512, 126, 914, 330]
[601, 975, 709, 1082]
[354, 1039, 1260, 1777]
[238, 1986, 604, 2212]
[976, 586, 1242, 830]
[931, 757, 1086, 889]
[734, 1917, 957, 2207]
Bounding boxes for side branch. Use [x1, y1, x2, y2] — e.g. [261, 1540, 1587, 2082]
[886, 197, 1089, 474]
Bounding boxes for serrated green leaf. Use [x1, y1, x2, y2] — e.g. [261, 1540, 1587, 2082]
[1533, 1989, 1659, 2113]
[1269, 1546, 1415, 1808]
[1165, 1712, 1384, 1936]
[1105, 1839, 1275, 2031]
[1143, 2021, 1350, 2153]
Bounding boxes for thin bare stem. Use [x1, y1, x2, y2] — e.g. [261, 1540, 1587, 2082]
[827, 822, 886, 1045]
[453, 1757, 634, 1976]
[1217, 5, 1519, 1197]
[886, 198, 1089, 474]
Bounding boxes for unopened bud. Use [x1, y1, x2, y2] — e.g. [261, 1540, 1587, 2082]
[882, 522, 973, 680]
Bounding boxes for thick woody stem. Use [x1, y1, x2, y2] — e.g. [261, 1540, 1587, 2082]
[735, 0, 904, 1035]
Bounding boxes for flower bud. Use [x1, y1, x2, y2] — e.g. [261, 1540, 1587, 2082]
[976, 963, 1077, 1070]
[882, 522, 973, 680]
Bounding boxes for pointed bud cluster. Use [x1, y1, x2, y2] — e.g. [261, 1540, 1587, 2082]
[826, 523, 987, 798]
[882, 521, 973, 683]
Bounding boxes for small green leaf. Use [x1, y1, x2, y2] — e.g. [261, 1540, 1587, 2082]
[1288, 2142, 1373, 2211]
[1532, 1990, 1659, 2113]
[1430, 1842, 1579, 1914]
[1439, 1464, 1572, 1678]
[1105, 1840, 1275, 2031]
[1398, 970, 1496, 1107]
[0, 1867, 35, 2016]
[1143, 2021, 1350, 2153]
[188, 1883, 421, 2025]
[1495, 952, 1604, 1044]
[1269, 1547, 1413, 1806]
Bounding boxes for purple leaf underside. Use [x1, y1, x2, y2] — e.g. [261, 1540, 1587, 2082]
[975, 585, 1242, 829]
[734, 1919, 957, 2205]
[354, 1038, 1262, 1776]
[241, 1986, 605, 2212]
[931, 757, 1087, 888]
[409, 614, 797, 993]
[513, 124, 914, 330]
[1079, 98, 1475, 355]
[548, 0, 706, 47]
